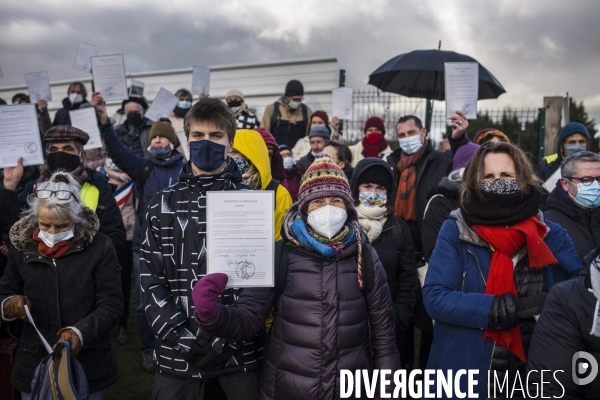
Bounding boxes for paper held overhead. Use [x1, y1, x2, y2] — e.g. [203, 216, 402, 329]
[192, 66, 211, 96]
[444, 62, 479, 119]
[130, 80, 145, 97]
[74, 42, 99, 73]
[25, 72, 52, 102]
[0, 104, 45, 168]
[332, 87, 353, 120]
[145, 88, 179, 122]
[69, 108, 102, 150]
[91, 54, 128, 102]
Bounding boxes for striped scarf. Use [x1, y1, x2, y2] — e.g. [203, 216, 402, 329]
[393, 141, 428, 221]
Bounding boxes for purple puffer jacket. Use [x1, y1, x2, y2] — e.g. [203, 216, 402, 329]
[201, 239, 400, 400]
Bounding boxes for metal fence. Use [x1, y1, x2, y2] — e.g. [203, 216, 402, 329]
[341, 89, 543, 162]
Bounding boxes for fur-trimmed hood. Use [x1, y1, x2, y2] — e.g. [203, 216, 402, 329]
[9, 206, 100, 252]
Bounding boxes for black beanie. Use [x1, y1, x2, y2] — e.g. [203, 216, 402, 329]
[285, 80, 304, 97]
[357, 165, 393, 193]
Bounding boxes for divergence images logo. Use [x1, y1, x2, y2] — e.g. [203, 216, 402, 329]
[572, 351, 598, 386]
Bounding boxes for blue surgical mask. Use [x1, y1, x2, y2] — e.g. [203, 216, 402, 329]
[232, 156, 250, 175]
[564, 144, 586, 158]
[398, 134, 423, 155]
[358, 191, 387, 207]
[148, 144, 173, 159]
[178, 101, 191, 109]
[189, 140, 227, 172]
[283, 157, 295, 170]
[570, 181, 600, 208]
[311, 151, 323, 159]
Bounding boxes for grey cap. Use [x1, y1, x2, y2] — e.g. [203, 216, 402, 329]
[308, 125, 330, 140]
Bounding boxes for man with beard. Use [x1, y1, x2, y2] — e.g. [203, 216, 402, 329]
[115, 96, 154, 159]
[0, 126, 126, 259]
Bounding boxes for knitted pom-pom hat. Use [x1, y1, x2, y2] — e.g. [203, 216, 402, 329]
[297, 157, 357, 220]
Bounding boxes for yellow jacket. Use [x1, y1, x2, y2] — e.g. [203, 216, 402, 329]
[233, 130, 294, 241]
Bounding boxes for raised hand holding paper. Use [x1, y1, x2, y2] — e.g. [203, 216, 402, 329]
[0, 104, 44, 168]
[91, 54, 128, 101]
[25, 72, 52, 102]
[74, 42, 99, 72]
[70, 108, 102, 150]
[192, 66, 211, 96]
[145, 87, 179, 122]
[444, 62, 479, 119]
[332, 87, 353, 120]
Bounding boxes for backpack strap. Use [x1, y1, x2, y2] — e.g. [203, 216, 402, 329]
[270, 102, 281, 133]
[273, 240, 291, 297]
[360, 243, 376, 296]
[135, 161, 155, 215]
[301, 103, 308, 122]
[391, 217, 404, 253]
[265, 179, 281, 211]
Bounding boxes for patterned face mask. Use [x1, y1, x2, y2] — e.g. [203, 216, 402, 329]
[232, 156, 251, 175]
[358, 191, 387, 207]
[479, 179, 519, 194]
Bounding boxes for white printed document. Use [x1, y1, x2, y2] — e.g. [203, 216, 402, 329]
[445, 62, 479, 119]
[0, 104, 44, 168]
[91, 54, 128, 101]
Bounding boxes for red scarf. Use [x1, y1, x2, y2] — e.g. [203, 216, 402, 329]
[361, 133, 388, 159]
[472, 217, 558, 362]
[393, 141, 428, 221]
[32, 228, 72, 259]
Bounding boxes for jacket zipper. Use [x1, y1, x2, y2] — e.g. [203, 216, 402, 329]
[51, 258, 62, 330]
[467, 249, 486, 286]
[461, 271, 466, 292]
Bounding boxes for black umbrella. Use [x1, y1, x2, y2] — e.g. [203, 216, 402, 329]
[368, 49, 506, 100]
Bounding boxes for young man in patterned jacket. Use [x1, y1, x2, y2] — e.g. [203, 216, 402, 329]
[140, 98, 262, 400]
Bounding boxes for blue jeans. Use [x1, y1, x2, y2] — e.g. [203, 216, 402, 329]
[133, 250, 155, 351]
[22, 390, 104, 400]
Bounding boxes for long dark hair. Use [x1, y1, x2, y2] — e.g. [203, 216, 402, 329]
[460, 141, 541, 204]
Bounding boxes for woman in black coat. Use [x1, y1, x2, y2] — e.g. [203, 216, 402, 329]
[349, 158, 418, 347]
[0, 172, 123, 399]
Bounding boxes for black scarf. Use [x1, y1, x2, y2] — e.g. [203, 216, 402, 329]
[461, 185, 542, 226]
[173, 107, 188, 118]
[178, 158, 244, 192]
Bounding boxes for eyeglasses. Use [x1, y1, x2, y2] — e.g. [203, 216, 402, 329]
[563, 176, 600, 186]
[36, 190, 78, 201]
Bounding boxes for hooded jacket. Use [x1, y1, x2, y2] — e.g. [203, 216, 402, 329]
[544, 181, 600, 261]
[140, 159, 265, 379]
[99, 122, 185, 252]
[350, 157, 418, 333]
[0, 208, 123, 393]
[233, 129, 293, 241]
[526, 247, 598, 399]
[423, 210, 581, 398]
[201, 229, 400, 399]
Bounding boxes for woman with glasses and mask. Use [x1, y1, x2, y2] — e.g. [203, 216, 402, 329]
[191, 158, 400, 399]
[349, 158, 418, 357]
[0, 172, 123, 400]
[423, 141, 581, 398]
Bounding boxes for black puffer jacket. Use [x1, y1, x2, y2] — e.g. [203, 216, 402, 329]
[141, 160, 265, 378]
[115, 117, 154, 160]
[527, 247, 598, 399]
[0, 208, 123, 393]
[545, 182, 600, 261]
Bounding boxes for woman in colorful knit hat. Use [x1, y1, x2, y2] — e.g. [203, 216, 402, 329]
[191, 157, 400, 399]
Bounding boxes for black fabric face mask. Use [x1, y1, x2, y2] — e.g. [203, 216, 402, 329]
[173, 107, 188, 118]
[46, 152, 81, 172]
[227, 100, 242, 108]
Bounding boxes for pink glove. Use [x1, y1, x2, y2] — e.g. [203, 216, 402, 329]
[192, 273, 228, 323]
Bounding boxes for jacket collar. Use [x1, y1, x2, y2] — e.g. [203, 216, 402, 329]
[9, 206, 100, 252]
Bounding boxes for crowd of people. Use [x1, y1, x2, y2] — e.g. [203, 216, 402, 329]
[0, 77, 598, 399]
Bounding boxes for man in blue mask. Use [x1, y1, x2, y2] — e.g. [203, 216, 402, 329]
[545, 151, 600, 262]
[115, 96, 154, 160]
[139, 98, 262, 400]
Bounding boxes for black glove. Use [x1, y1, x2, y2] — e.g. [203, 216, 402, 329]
[515, 292, 547, 319]
[488, 292, 517, 331]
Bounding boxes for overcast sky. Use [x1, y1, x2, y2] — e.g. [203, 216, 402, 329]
[2, 0, 599, 127]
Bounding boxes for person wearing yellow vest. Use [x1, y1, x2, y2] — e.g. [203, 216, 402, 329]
[0, 125, 126, 263]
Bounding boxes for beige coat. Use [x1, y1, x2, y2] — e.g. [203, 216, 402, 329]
[348, 141, 393, 167]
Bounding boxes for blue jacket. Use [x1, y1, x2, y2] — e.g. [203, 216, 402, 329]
[422, 209, 581, 399]
[100, 122, 184, 251]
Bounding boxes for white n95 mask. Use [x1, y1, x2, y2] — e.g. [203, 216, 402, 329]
[307, 205, 347, 239]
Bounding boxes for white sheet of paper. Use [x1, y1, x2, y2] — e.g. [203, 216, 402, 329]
[206, 191, 274, 288]
[146, 88, 179, 122]
[192, 66, 211, 96]
[543, 167, 562, 192]
[445, 62, 479, 119]
[176, 131, 189, 159]
[332, 87, 354, 120]
[0, 104, 44, 168]
[74, 42, 99, 72]
[0, 65, 3, 78]
[25, 72, 52, 102]
[91, 54, 128, 101]
[69, 108, 102, 150]
[24, 305, 53, 354]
